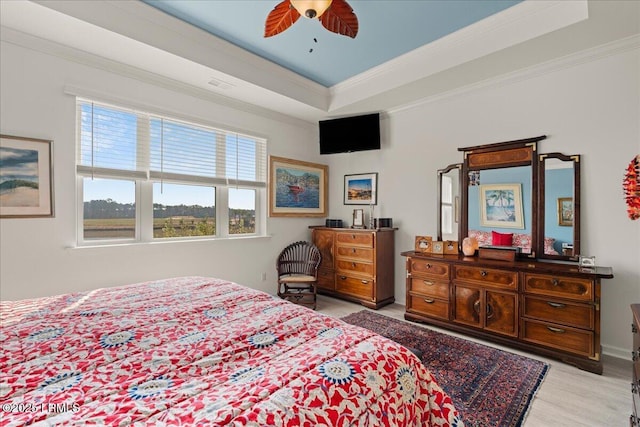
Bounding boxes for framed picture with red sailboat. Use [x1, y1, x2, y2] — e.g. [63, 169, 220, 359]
[269, 156, 328, 217]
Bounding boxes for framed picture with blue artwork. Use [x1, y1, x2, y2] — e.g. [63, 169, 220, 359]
[269, 156, 328, 217]
[479, 183, 524, 229]
[344, 172, 377, 205]
[0, 134, 54, 218]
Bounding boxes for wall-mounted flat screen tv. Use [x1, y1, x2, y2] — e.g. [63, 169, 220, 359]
[319, 113, 380, 154]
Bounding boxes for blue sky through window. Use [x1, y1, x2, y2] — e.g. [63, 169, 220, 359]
[80, 103, 257, 209]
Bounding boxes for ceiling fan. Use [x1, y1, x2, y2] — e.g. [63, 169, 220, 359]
[264, 0, 359, 39]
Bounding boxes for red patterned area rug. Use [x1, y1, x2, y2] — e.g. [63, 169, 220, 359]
[341, 310, 548, 427]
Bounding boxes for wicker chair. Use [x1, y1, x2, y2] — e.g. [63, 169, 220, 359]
[276, 241, 322, 310]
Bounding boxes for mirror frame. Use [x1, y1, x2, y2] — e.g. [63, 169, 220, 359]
[437, 163, 462, 243]
[458, 136, 546, 259]
[537, 152, 581, 261]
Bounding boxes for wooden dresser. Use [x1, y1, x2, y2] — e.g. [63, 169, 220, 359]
[311, 227, 396, 309]
[401, 251, 613, 374]
[632, 304, 640, 426]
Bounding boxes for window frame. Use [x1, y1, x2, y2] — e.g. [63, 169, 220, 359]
[75, 98, 266, 246]
[441, 175, 454, 235]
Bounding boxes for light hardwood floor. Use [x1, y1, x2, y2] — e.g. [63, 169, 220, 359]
[316, 295, 630, 427]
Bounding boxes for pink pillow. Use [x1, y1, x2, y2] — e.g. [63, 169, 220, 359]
[492, 231, 513, 246]
[544, 237, 558, 255]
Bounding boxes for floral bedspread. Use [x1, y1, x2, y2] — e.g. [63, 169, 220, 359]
[0, 276, 461, 426]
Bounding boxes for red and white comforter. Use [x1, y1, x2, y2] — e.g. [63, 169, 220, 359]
[0, 276, 461, 426]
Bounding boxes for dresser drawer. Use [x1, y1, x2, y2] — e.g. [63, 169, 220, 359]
[409, 277, 449, 300]
[521, 318, 594, 357]
[336, 232, 374, 248]
[409, 259, 450, 280]
[336, 245, 373, 261]
[524, 273, 593, 301]
[336, 275, 374, 300]
[523, 296, 594, 329]
[407, 293, 449, 320]
[336, 260, 373, 277]
[454, 266, 517, 290]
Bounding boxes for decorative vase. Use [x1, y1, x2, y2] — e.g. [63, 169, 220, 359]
[462, 237, 478, 256]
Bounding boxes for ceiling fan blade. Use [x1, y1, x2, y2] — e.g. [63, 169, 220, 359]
[264, 0, 301, 37]
[320, 0, 358, 38]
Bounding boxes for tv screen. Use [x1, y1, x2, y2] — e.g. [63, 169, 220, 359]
[319, 113, 380, 154]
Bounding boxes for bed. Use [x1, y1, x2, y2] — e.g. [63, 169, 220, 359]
[0, 276, 461, 426]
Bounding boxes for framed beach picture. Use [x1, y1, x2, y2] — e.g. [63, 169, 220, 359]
[0, 134, 54, 218]
[269, 156, 328, 217]
[344, 172, 377, 205]
[479, 183, 524, 229]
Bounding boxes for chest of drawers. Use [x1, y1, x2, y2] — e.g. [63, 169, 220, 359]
[406, 258, 450, 320]
[311, 227, 396, 309]
[402, 251, 613, 374]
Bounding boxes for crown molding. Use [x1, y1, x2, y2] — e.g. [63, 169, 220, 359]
[0, 26, 317, 128]
[386, 34, 640, 116]
[18, 0, 330, 112]
[329, 0, 589, 111]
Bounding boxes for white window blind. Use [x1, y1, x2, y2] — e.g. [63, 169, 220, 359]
[77, 101, 148, 179]
[77, 99, 267, 187]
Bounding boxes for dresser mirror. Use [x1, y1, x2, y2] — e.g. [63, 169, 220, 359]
[457, 136, 542, 259]
[437, 135, 582, 261]
[437, 163, 462, 242]
[538, 152, 580, 260]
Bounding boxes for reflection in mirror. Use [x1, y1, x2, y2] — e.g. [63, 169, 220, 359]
[437, 164, 461, 243]
[539, 153, 580, 260]
[466, 166, 533, 255]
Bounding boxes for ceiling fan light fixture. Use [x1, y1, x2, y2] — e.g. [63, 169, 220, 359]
[290, 0, 332, 19]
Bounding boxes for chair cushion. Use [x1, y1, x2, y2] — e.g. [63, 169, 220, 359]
[279, 274, 316, 283]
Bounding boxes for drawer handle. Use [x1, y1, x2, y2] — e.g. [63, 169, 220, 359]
[473, 300, 481, 315]
[426, 263, 432, 269]
[632, 382, 639, 395]
[632, 323, 638, 334]
[486, 303, 494, 319]
[552, 278, 559, 286]
[352, 262, 357, 268]
[546, 326, 565, 334]
[352, 248, 357, 253]
[480, 270, 488, 277]
[547, 302, 566, 309]
[422, 280, 435, 286]
[361, 280, 369, 285]
[352, 234, 356, 239]
[423, 298, 435, 304]
[339, 276, 347, 280]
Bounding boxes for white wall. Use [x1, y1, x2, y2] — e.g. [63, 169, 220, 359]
[1, 34, 638, 358]
[0, 39, 324, 301]
[324, 42, 640, 358]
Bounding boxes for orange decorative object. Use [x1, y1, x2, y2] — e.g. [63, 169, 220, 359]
[319, 0, 358, 38]
[623, 154, 640, 220]
[462, 236, 478, 256]
[264, 0, 301, 37]
[265, 0, 358, 38]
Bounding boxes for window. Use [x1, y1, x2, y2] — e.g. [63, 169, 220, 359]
[441, 175, 453, 235]
[229, 188, 255, 234]
[76, 99, 267, 244]
[83, 178, 136, 240]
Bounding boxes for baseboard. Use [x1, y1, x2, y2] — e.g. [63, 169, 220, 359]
[602, 344, 631, 361]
